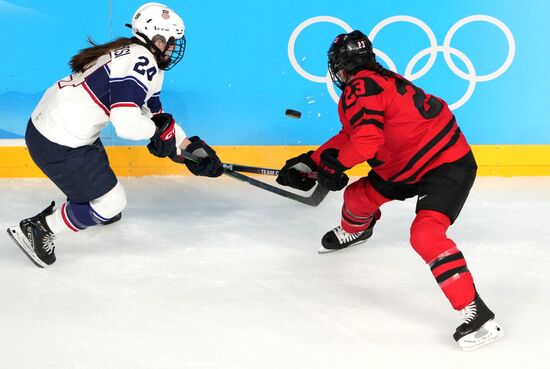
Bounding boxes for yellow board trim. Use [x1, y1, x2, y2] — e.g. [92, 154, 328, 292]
[0, 145, 549, 178]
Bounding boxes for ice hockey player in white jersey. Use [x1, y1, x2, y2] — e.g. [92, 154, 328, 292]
[7, 2, 224, 267]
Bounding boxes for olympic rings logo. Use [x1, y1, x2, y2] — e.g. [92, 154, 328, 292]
[288, 15, 515, 110]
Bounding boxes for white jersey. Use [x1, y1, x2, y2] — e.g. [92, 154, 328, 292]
[31, 43, 186, 148]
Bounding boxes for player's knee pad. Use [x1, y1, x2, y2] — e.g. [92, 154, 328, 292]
[89, 182, 127, 222]
[410, 210, 455, 263]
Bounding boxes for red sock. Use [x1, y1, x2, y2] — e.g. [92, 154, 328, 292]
[410, 210, 475, 310]
[341, 177, 389, 233]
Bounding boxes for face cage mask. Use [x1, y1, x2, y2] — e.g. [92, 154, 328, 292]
[130, 31, 187, 70]
[328, 61, 346, 91]
[159, 36, 186, 71]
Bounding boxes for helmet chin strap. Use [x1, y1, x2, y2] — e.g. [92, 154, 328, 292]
[131, 33, 169, 69]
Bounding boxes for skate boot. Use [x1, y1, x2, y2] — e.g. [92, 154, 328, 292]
[319, 218, 376, 254]
[453, 293, 504, 351]
[7, 202, 57, 268]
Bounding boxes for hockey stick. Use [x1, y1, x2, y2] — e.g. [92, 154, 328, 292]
[179, 151, 328, 207]
[221, 163, 317, 179]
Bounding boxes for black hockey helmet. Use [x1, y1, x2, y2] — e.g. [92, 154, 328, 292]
[328, 30, 375, 90]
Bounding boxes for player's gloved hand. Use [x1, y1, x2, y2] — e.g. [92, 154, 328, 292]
[172, 136, 224, 177]
[317, 148, 349, 191]
[276, 150, 318, 191]
[147, 113, 176, 158]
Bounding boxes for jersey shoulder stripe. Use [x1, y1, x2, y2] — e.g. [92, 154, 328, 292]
[78, 62, 111, 114]
[110, 76, 148, 108]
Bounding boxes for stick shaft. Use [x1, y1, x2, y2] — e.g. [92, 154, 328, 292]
[222, 163, 317, 179]
[179, 151, 328, 207]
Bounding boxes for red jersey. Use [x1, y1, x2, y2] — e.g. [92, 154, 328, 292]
[311, 69, 471, 183]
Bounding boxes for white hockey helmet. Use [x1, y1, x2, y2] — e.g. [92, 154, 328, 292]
[128, 2, 186, 70]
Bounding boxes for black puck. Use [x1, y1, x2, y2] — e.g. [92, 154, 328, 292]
[285, 109, 302, 119]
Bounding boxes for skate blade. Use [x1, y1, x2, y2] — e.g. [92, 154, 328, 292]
[458, 319, 505, 351]
[6, 227, 47, 268]
[317, 238, 369, 254]
[318, 246, 339, 254]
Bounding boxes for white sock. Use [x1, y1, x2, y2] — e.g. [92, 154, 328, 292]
[45, 205, 72, 234]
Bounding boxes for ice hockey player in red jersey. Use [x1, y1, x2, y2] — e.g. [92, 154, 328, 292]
[276, 30, 504, 350]
[7, 3, 223, 268]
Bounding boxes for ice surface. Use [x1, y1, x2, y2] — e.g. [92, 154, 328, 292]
[1, 176, 549, 369]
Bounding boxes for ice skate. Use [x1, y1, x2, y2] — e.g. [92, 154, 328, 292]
[319, 219, 375, 254]
[7, 202, 57, 268]
[453, 294, 504, 351]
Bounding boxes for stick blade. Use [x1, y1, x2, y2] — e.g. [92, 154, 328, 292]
[305, 184, 329, 207]
[224, 171, 329, 207]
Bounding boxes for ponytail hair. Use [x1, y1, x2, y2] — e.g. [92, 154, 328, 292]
[365, 59, 395, 77]
[69, 36, 135, 73]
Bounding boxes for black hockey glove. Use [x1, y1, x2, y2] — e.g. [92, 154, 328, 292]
[147, 113, 176, 158]
[171, 136, 224, 177]
[317, 148, 349, 191]
[276, 150, 318, 191]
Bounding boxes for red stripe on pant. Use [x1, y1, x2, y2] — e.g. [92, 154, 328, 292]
[410, 210, 475, 310]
